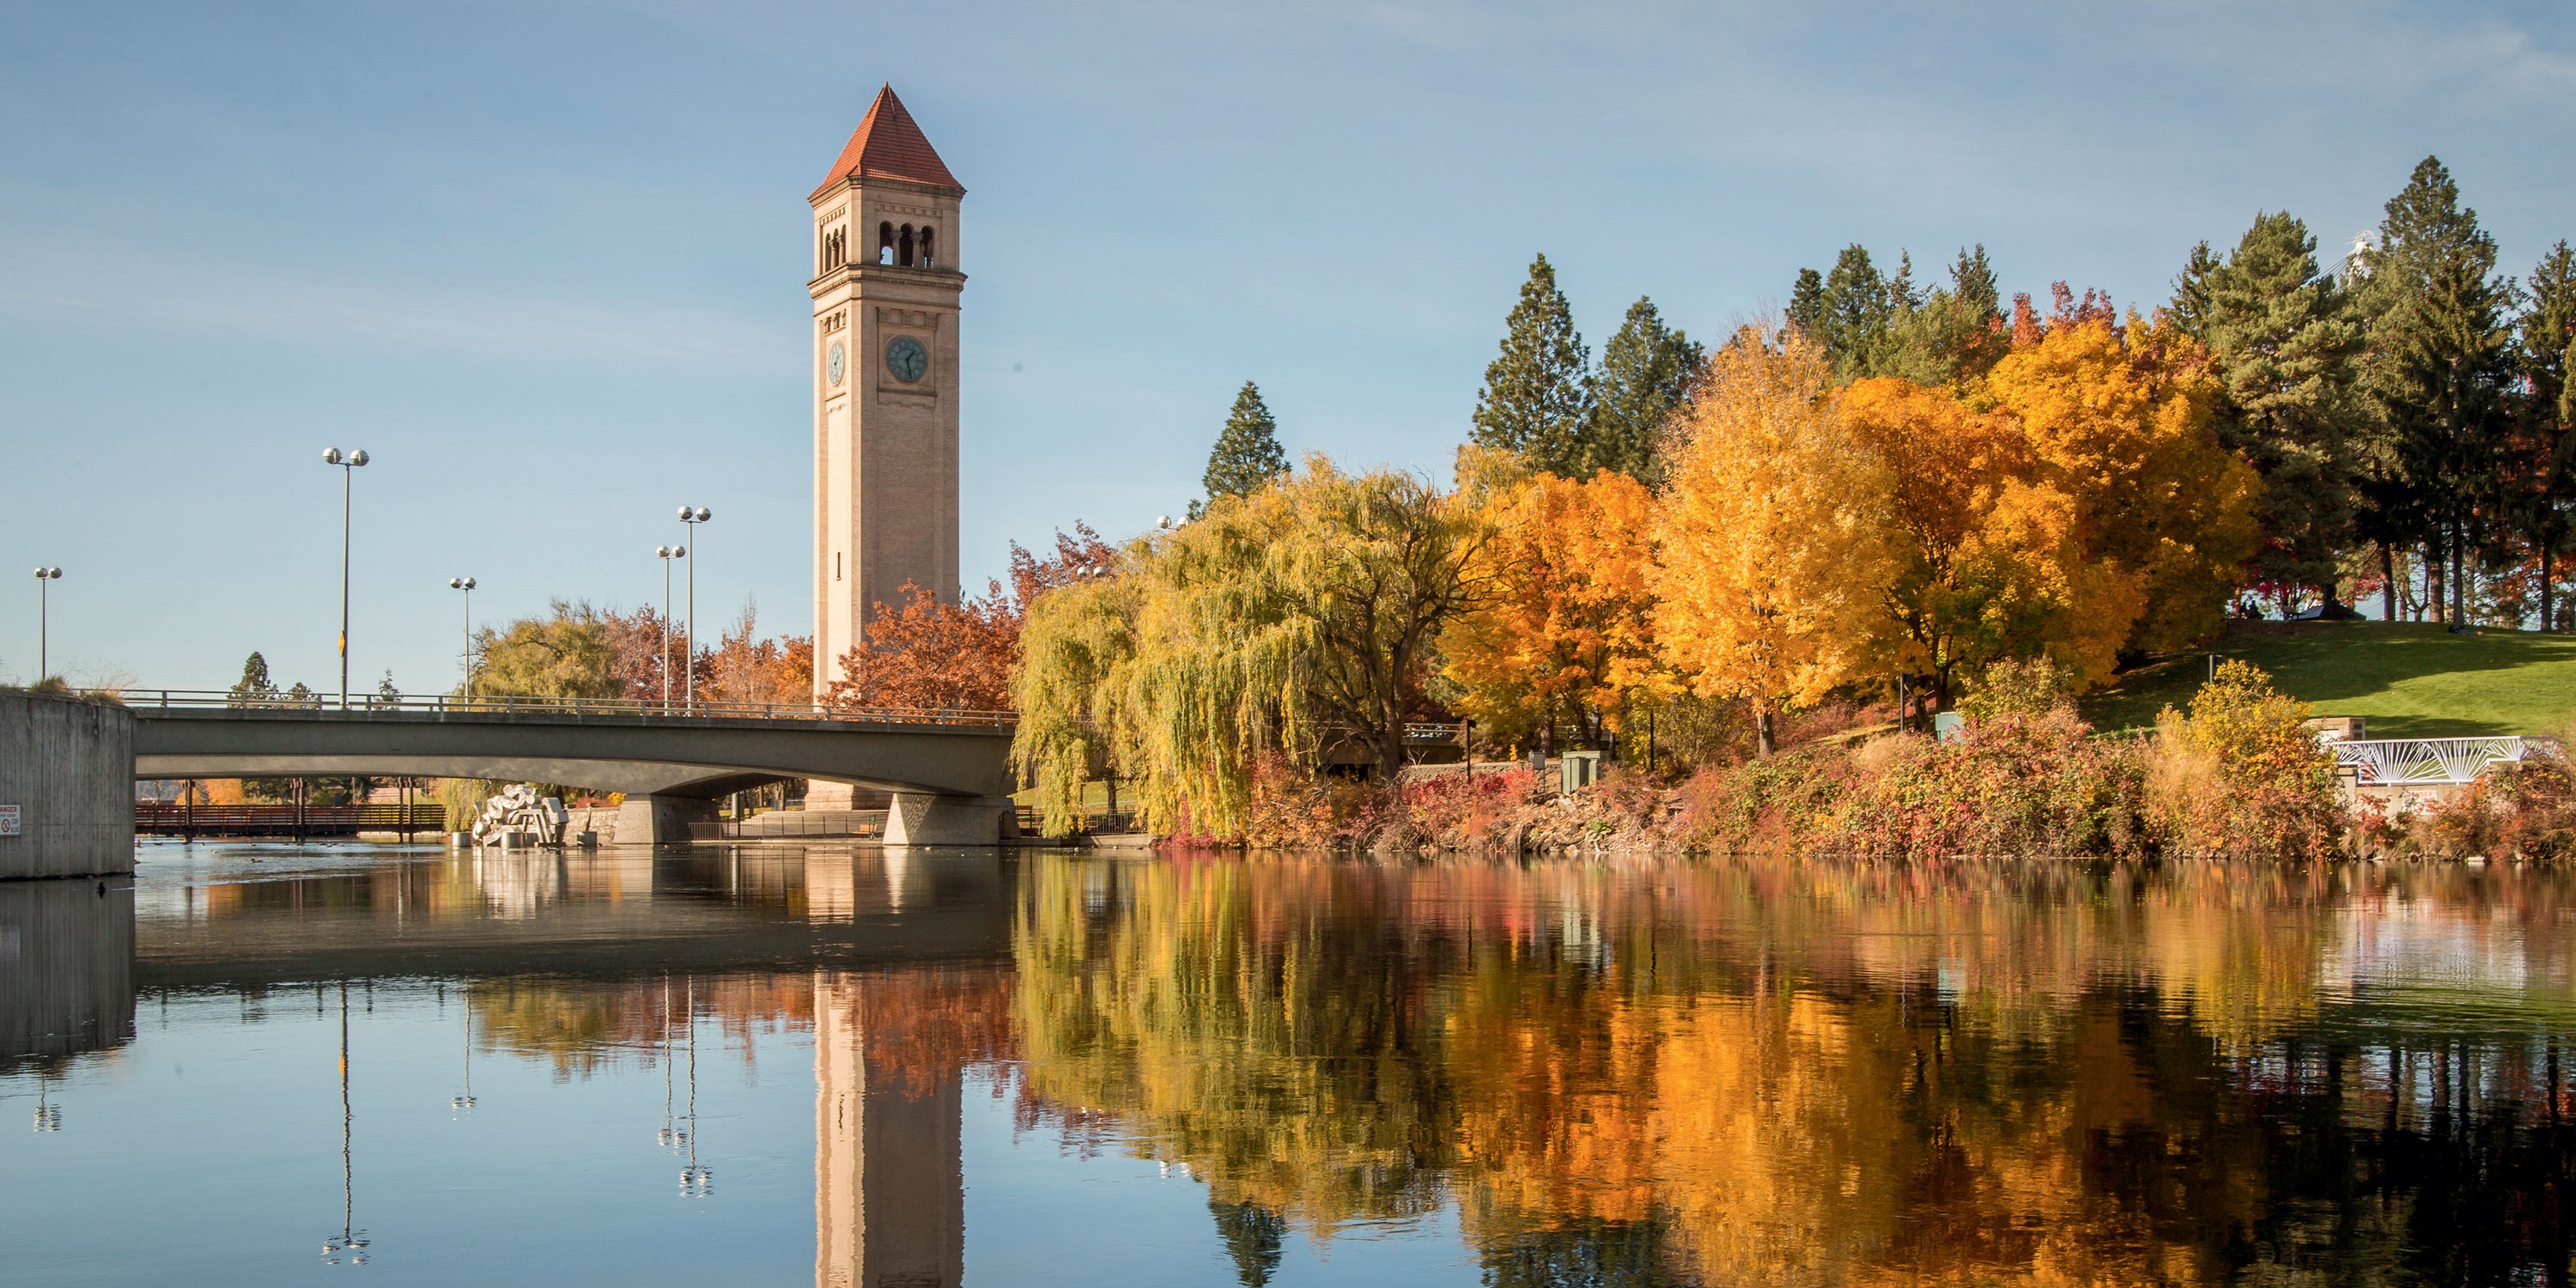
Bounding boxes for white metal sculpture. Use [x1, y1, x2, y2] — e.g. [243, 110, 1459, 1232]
[470, 784, 569, 848]
[2330, 737, 2556, 786]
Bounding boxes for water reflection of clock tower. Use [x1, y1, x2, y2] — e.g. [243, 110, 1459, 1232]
[808, 84, 966, 704]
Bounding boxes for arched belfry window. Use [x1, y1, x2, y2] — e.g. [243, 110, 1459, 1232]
[898, 225, 914, 269]
[919, 227, 935, 269]
[878, 222, 896, 265]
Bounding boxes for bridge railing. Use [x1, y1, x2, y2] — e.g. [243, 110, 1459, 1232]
[135, 801, 447, 836]
[2330, 736, 2561, 786]
[99, 689, 1019, 727]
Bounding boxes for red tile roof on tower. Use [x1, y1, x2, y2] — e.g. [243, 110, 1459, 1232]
[811, 85, 963, 200]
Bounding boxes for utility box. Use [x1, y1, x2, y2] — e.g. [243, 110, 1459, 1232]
[1560, 750, 1603, 794]
[1932, 712, 1966, 743]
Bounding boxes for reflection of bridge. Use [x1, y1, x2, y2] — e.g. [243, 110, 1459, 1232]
[122, 848, 1014, 993]
[122, 691, 1019, 844]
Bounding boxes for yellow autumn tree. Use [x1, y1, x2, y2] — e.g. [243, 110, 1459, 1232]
[1978, 314, 2260, 657]
[1654, 328, 1895, 753]
[1437, 467, 1665, 750]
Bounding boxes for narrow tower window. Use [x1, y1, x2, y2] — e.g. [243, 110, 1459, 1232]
[898, 225, 914, 268]
[919, 227, 935, 268]
[878, 222, 896, 265]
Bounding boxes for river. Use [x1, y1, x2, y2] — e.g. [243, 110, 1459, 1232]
[3, 841, 2572, 1285]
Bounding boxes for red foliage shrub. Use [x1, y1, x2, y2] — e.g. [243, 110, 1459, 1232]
[1819, 712, 2150, 861]
[2407, 760, 2576, 861]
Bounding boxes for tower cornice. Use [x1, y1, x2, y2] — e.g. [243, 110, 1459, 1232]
[807, 264, 969, 297]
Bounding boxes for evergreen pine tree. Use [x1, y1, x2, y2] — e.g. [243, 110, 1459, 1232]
[2363, 156, 2518, 624]
[2523, 241, 2576, 417]
[1200, 380, 1290, 507]
[1874, 244, 2007, 386]
[227, 652, 279, 706]
[1583, 297, 1703, 483]
[229, 653, 291, 799]
[2191, 211, 2366, 606]
[1208, 1198, 1285, 1287]
[2516, 241, 2576, 626]
[1470, 254, 1594, 475]
[1786, 267, 1826, 341]
[2168, 240, 2223, 342]
[1818, 244, 1893, 379]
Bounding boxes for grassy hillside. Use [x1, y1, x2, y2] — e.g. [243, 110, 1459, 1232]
[2078, 622, 2576, 738]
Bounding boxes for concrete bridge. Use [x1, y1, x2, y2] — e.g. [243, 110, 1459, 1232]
[125, 692, 1018, 844]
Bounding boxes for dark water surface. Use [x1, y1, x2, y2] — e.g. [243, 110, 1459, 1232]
[4, 842, 2574, 1285]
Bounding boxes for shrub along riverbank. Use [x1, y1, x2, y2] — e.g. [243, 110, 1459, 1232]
[1204, 661, 2570, 863]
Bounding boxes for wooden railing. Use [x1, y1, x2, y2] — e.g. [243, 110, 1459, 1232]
[135, 802, 449, 837]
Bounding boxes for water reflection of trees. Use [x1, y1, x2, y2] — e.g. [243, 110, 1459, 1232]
[1007, 855, 2576, 1285]
[466, 974, 813, 1078]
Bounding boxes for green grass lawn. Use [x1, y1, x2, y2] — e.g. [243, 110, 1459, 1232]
[2078, 622, 2576, 737]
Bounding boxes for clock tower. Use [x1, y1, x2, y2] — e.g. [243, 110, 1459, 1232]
[809, 85, 965, 702]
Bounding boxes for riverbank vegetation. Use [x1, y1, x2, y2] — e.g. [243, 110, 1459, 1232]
[987, 154, 2576, 860]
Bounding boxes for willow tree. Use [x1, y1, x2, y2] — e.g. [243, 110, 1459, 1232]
[1012, 459, 1486, 838]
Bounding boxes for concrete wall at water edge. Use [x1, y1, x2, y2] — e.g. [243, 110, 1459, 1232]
[0, 691, 135, 878]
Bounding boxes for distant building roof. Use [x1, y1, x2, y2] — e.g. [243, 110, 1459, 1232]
[812, 84, 963, 200]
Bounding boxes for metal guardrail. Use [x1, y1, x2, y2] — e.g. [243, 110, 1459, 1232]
[2330, 737, 2559, 786]
[92, 689, 1018, 727]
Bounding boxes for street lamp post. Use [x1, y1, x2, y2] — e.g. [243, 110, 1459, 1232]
[321, 447, 369, 710]
[31, 567, 61, 680]
[656, 545, 684, 711]
[448, 578, 477, 695]
[677, 507, 711, 713]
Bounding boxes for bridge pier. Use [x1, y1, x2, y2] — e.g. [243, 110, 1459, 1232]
[612, 794, 717, 845]
[884, 793, 1017, 847]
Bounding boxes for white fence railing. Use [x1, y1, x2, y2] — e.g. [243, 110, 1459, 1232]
[88, 689, 1018, 728]
[2330, 737, 2558, 786]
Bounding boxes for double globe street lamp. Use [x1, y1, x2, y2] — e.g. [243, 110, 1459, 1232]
[677, 507, 711, 713]
[322, 447, 370, 710]
[448, 577, 477, 695]
[655, 544, 685, 711]
[31, 566, 62, 680]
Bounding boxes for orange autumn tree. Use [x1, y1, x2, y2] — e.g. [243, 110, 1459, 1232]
[1840, 376, 2138, 702]
[827, 524, 1117, 714]
[1654, 328, 1894, 754]
[1438, 466, 1664, 750]
[826, 580, 1019, 712]
[699, 602, 813, 707]
[1978, 307, 2261, 663]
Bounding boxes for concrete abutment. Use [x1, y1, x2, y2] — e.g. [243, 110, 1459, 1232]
[0, 692, 134, 879]
[884, 793, 1017, 847]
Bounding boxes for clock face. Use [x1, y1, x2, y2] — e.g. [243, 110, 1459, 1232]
[826, 341, 845, 386]
[884, 335, 928, 383]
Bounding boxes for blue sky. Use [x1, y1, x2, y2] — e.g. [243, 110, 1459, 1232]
[3, 0, 2570, 692]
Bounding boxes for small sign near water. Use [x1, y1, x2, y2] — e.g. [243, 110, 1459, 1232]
[0, 803, 18, 835]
